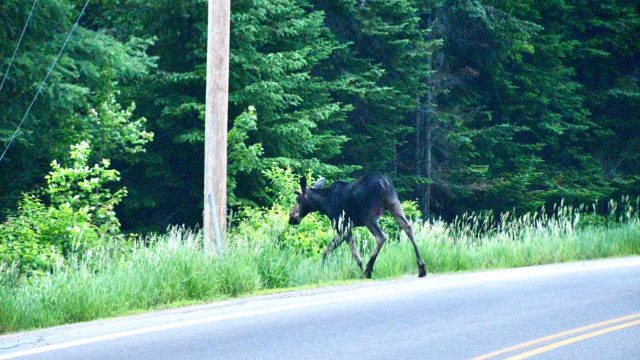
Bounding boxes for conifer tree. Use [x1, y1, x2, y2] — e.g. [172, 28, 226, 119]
[98, 0, 356, 228]
[0, 0, 153, 217]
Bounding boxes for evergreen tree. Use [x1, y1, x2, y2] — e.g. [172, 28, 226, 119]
[0, 0, 153, 217]
[2, 0, 638, 230]
[315, 0, 439, 193]
[99, 0, 356, 230]
[423, 0, 616, 215]
[565, 0, 640, 198]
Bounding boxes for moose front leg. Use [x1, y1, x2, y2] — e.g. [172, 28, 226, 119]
[323, 227, 364, 272]
[321, 237, 344, 262]
[348, 235, 364, 272]
[364, 221, 387, 279]
[323, 217, 353, 263]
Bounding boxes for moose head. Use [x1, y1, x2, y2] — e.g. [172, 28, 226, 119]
[288, 176, 326, 225]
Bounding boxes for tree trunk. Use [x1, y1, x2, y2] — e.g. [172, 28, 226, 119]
[415, 97, 427, 219]
[425, 123, 433, 219]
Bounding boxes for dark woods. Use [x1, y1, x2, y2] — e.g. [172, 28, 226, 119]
[0, 0, 638, 231]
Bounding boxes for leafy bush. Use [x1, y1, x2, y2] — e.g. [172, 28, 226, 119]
[82, 94, 154, 159]
[262, 166, 305, 207]
[233, 203, 333, 257]
[46, 141, 126, 235]
[279, 211, 333, 256]
[0, 196, 65, 274]
[231, 167, 332, 256]
[0, 142, 127, 274]
[227, 107, 264, 207]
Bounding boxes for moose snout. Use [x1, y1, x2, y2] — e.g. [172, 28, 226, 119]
[289, 205, 301, 225]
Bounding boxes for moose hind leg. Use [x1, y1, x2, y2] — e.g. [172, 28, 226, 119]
[364, 221, 387, 279]
[388, 200, 427, 277]
[341, 228, 363, 271]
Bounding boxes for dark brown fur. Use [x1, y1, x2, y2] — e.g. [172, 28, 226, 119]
[289, 174, 427, 278]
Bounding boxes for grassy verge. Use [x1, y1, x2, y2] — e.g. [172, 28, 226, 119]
[1, 205, 639, 334]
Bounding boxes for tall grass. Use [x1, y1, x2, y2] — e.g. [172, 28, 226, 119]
[1, 198, 639, 334]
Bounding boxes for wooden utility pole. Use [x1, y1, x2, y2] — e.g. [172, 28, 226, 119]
[204, 0, 230, 252]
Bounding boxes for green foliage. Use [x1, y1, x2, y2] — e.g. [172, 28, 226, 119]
[0, 142, 127, 274]
[233, 166, 333, 256]
[81, 94, 154, 160]
[262, 166, 305, 207]
[0, 0, 154, 217]
[280, 211, 333, 256]
[1, 0, 638, 232]
[46, 141, 127, 235]
[411, 0, 631, 215]
[0, 196, 65, 274]
[235, 203, 333, 258]
[228, 106, 264, 206]
[316, 0, 439, 181]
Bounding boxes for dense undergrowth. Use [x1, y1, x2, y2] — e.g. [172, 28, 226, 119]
[1, 157, 639, 333]
[1, 196, 639, 334]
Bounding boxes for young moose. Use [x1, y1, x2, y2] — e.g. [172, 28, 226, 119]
[289, 174, 427, 278]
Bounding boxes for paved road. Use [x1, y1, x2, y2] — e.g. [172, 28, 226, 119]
[1, 257, 639, 360]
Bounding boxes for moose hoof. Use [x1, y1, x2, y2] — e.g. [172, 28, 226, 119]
[418, 265, 427, 278]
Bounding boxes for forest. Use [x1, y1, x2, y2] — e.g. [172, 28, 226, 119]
[1, 0, 639, 231]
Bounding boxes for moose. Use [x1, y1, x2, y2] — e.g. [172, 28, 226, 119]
[288, 174, 427, 278]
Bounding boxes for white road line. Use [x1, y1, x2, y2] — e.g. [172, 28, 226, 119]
[1, 257, 639, 359]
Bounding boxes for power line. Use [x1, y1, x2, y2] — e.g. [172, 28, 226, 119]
[0, 0, 90, 166]
[0, 0, 39, 94]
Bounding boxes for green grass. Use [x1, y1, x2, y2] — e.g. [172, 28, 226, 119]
[1, 202, 639, 334]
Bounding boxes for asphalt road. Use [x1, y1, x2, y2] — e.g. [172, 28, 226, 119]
[1, 257, 639, 360]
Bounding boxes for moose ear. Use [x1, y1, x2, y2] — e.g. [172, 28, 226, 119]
[311, 177, 326, 190]
[300, 176, 307, 192]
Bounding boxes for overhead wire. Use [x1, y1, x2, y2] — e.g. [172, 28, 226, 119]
[0, 0, 39, 94]
[0, 0, 91, 166]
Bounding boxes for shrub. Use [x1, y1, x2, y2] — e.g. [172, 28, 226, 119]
[230, 166, 333, 257]
[0, 196, 65, 274]
[0, 142, 127, 274]
[46, 141, 126, 235]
